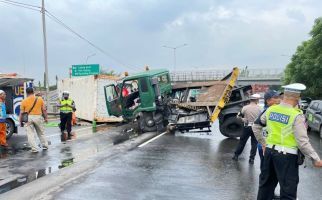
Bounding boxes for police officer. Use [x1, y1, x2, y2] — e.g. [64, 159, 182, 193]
[257, 90, 281, 170]
[57, 91, 76, 141]
[253, 83, 322, 200]
[232, 93, 261, 164]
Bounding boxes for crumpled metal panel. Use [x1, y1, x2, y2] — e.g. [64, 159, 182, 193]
[196, 81, 227, 102]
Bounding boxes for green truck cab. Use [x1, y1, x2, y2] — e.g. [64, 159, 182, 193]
[104, 69, 172, 132]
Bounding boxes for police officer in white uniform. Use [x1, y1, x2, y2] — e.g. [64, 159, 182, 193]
[252, 83, 322, 200]
[232, 94, 262, 164]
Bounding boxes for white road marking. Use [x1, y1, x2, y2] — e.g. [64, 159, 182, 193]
[138, 131, 168, 148]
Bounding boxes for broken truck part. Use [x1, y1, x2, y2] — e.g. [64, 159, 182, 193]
[168, 68, 252, 138]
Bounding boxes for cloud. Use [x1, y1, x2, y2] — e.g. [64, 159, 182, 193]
[0, 0, 322, 84]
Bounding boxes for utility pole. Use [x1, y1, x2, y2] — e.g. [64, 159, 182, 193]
[41, 0, 49, 103]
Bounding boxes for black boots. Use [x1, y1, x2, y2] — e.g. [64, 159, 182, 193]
[67, 133, 72, 140]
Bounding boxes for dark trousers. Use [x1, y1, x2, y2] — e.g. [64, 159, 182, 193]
[234, 126, 257, 160]
[258, 144, 264, 170]
[60, 112, 72, 134]
[257, 148, 299, 200]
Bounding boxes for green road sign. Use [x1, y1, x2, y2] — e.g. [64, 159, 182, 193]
[72, 64, 100, 76]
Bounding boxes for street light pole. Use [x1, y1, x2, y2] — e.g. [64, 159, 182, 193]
[162, 43, 187, 71]
[85, 53, 96, 64]
[41, 0, 49, 103]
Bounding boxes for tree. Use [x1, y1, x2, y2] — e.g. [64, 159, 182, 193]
[284, 17, 322, 99]
[100, 68, 118, 76]
[55, 75, 58, 87]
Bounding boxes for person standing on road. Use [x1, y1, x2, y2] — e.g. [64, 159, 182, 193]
[232, 93, 262, 164]
[253, 83, 322, 200]
[20, 87, 48, 153]
[256, 90, 281, 170]
[0, 90, 8, 148]
[57, 91, 76, 141]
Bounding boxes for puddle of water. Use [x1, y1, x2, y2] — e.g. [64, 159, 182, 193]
[0, 125, 115, 194]
[0, 158, 74, 194]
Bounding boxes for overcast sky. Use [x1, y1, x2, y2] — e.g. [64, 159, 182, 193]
[0, 0, 321, 84]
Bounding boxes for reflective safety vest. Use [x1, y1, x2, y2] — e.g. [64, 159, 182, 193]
[60, 99, 73, 113]
[0, 102, 6, 123]
[266, 104, 302, 149]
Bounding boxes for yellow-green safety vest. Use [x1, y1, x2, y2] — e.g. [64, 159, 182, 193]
[266, 104, 302, 149]
[60, 99, 73, 112]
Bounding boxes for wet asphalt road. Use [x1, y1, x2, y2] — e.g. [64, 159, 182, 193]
[0, 122, 121, 195]
[51, 122, 322, 200]
[1, 121, 322, 199]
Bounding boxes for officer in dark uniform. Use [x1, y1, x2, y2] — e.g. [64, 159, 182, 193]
[253, 83, 322, 200]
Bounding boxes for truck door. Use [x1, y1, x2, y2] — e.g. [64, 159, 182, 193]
[104, 84, 122, 117]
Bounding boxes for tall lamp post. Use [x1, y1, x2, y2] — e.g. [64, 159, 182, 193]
[162, 43, 187, 71]
[85, 53, 96, 64]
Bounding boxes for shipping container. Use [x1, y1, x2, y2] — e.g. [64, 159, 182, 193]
[57, 75, 122, 122]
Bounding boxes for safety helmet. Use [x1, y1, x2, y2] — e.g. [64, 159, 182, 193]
[62, 91, 70, 95]
[250, 93, 261, 100]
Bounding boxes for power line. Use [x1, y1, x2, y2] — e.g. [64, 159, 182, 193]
[2, 0, 40, 8]
[0, 0, 141, 72]
[0, 0, 41, 12]
[45, 10, 140, 71]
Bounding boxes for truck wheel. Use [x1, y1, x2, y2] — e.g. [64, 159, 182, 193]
[219, 117, 243, 138]
[5, 119, 14, 139]
[138, 113, 157, 133]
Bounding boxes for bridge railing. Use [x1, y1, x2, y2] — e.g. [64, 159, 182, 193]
[170, 68, 284, 82]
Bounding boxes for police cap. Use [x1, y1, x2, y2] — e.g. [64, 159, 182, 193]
[282, 83, 306, 94]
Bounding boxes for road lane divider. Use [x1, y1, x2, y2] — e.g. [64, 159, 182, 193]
[138, 131, 167, 148]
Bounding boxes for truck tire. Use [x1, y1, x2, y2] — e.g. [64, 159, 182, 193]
[219, 116, 243, 138]
[5, 119, 14, 139]
[138, 113, 157, 133]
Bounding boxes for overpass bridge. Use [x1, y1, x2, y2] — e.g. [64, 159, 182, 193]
[170, 68, 283, 86]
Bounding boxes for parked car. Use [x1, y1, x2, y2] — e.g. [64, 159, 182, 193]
[305, 100, 322, 138]
[299, 97, 312, 114]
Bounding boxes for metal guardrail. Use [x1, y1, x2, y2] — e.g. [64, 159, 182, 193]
[170, 68, 284, 82]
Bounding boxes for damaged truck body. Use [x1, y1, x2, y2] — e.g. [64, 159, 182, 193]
[104, 68, 253, 138]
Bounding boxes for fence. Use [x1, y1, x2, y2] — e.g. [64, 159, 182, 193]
[170, 68, 284, 82]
